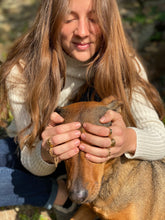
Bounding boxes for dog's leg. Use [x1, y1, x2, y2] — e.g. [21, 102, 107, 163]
[71, 205, 98, 220]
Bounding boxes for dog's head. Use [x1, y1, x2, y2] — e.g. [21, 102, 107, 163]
[57, 96, 122, 204]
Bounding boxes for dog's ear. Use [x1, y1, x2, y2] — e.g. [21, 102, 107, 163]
[55, 107, 62, 114]
[106, 100, 123, 113]
[101, 96, 116, 105]
[101, 96, 123, 113]
[55, 106, 69, 118]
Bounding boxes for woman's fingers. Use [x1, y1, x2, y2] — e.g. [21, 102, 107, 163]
[79, 110, 129, 163]
[80, 143, 117, 163]
[83, 122, 110, 136]
[81, 132, 111, 148]
[79, 142, 109, 157]
[42, 122, 81, 146]
[50, 139, 80, 161]
[46, 121, 81, 136]
[48, 112, 65, 127]
[100, 110, 123, 126]
[42, 109, 132, 164]
[51, 130, 81, 147]
[59, 147, 79, 161]
[80, 140, 123, 163]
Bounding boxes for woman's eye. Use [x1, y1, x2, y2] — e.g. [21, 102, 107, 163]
[88, 16, 98, 23]
[89, 18, 96, 23]
[64, 15, 76, 24]
[65, 19, 74, 23]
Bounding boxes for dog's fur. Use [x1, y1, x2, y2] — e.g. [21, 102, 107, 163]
[57, 96, 165, 220]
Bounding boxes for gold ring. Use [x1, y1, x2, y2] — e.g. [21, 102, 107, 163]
[49, 149, 59, 168]
[54, 156, 59, 168]
[109, 128, 112, 136]
[47, 138, 54, 148]
[111, 138, 116, 147]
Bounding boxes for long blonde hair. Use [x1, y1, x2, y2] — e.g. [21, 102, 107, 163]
[0, 0, 164, 148]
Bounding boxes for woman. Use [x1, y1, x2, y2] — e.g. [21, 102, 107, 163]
[0, 0, 165, 219]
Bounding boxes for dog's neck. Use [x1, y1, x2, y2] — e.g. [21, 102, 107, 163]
[97, 156, 141, 201]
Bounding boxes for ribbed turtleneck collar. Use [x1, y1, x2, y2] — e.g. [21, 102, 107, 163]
[63, 52, 89, 80]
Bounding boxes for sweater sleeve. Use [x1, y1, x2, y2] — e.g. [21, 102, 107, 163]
[6, 63, 56, 176]
[125, 90, 165, 160]
[125, 61, 165, 160]
[21, 141, 56, 176]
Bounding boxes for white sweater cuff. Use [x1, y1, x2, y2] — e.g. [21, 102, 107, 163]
[125, 127, 165, 160]
[21, 141, 56, 176]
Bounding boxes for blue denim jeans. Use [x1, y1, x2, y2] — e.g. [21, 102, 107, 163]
[0, 137, 65, 209]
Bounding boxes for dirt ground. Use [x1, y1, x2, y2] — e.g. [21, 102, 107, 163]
[0, 206, 55, 220]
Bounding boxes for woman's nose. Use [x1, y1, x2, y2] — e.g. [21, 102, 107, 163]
[74, 19, 90, 37]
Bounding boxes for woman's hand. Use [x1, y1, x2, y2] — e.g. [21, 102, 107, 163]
[79, 110, 137, 163]
[41, 112, 81, 164]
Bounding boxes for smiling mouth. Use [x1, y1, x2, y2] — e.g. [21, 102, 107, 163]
[73, 42, 91, 50]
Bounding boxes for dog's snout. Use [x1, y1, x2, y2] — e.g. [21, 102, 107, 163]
[69, 188, 88, 203]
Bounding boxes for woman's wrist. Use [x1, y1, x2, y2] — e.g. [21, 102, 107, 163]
[125, 128, 137, 155]
[41, 147, 54, 164]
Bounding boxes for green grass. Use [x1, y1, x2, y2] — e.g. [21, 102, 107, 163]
[18, 213, 50, 220]
[123, 6, 165, 25]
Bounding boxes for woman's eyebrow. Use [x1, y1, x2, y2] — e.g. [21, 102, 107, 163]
[66, 10, 77, 17]
[88, 10, 96, 14]
[66, 9, 96, 16]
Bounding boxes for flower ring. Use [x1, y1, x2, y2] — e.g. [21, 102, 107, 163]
[47, 138, 54, 148]
[49, 148, 59, 168]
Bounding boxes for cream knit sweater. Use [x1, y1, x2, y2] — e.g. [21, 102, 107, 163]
[6, 55, 165, 176]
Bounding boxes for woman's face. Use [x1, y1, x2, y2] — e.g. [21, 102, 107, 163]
[60, 0, 102, 62]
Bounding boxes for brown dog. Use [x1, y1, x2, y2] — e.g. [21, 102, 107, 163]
[57, 96, 165, 220]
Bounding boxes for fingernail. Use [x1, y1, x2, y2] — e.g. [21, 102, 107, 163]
[100, 116, 105, 123]
[81, 133, 86, 139]
[79, 144, 85, 150]
[75, 130, 81, 136]
[74, 139, 80, 146]
[74, 147, 79, 153]
[83, 123, 87, 128]
[75, 122, 81, 128]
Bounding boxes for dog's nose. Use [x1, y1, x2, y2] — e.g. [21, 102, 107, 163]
[69, 189, 88, 203]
